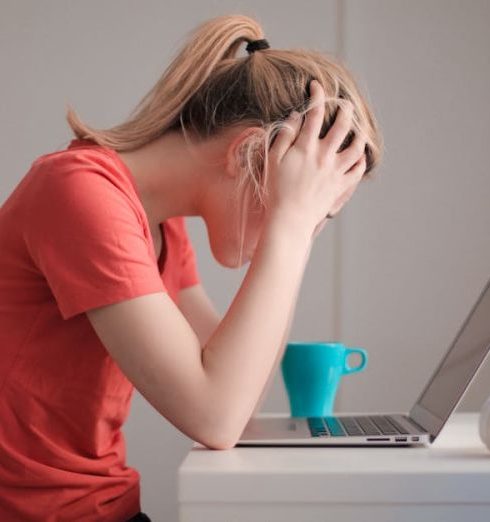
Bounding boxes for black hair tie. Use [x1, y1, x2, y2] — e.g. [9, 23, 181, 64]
[246, 38, 270, 54]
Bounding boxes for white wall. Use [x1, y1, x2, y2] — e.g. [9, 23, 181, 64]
[1, 1, 489, 521]
[336, 0, 490, 414]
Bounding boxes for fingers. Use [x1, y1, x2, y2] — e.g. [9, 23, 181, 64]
[269, 110, 302, 161]
[327, 155, 367, 217]
[294, 79, 326, 150]
[337, 131, 367, 173]
[321, 99, 354, 156]
[344, 153, 367, 187]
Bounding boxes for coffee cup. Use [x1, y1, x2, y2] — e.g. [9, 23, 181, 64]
[281, 341, 368, 417]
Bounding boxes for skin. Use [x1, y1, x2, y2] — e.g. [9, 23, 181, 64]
[117, 111, 355, 415]
[118, 104, 359, 270]
[86, 81, 367, 448]
[119, 126, 266, 269]
[118, 126, 278, 414]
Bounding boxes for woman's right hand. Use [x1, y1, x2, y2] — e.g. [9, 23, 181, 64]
[265, 79, 367, 237]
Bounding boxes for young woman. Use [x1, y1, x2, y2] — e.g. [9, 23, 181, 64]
[0, 14, 382, 522]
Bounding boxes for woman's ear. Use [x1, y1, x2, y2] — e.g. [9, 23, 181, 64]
[224, 126, 263, 179]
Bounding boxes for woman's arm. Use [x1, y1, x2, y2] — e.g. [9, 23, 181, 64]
[178, 283, 290, 417]
[87, 216, 312, 450]
[178, 284, 221, 347]
[251, 302, 295, 416]
[201, 215, 312, 444]
[252, 230, 319, 416]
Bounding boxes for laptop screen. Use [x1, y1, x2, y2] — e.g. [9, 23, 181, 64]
[415, 278, 490, 423]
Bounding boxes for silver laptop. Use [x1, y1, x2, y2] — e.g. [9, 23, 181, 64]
[238, 277, 490, 447]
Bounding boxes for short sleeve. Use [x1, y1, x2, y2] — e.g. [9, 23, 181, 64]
[25, 166, 166, 320]
[179, 218, 200, 290]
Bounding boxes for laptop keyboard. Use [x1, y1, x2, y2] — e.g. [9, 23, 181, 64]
[307, 415, 410, 437]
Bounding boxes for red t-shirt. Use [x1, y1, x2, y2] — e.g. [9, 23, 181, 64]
[0, 138, 200, 521]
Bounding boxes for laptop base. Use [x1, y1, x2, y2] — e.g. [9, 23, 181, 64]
[237, 413, 431, 447]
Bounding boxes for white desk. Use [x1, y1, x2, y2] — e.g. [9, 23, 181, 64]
[178, 412, 490, 522]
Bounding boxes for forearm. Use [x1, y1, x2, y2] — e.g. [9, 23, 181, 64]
[202, 213, 312, 445]
[252, 283, 298, 415]
[252, 237, 314, 416]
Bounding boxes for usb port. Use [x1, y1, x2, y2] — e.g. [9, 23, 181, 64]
[395, 437, 407, 442]
[411, 436, 420, 442]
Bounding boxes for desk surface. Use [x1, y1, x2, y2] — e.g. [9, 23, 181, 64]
[178, 412, 490, 504]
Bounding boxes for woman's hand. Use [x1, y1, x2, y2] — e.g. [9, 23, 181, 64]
[265, 79, 367, 237]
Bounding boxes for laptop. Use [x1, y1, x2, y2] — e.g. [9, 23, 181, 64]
[237, 276, 490, 447]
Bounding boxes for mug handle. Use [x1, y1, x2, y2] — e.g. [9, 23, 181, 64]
[343, 348, 368, 375]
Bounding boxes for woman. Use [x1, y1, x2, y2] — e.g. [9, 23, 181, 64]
[0, 14, 382, 522]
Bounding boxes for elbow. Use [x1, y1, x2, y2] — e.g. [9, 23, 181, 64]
[198, 423, 242, 450]
[197, 412, 247, 451]
[194, 364, 251, 450]
[201, 436, 237, 451]
[194, 428, 238, 450]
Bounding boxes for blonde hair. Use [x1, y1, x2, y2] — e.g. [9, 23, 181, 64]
[66, 14, 383, 266]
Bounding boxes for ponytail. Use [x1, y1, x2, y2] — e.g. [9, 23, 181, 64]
[66, 15, 265, 150]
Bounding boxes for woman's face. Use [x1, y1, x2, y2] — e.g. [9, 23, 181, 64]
[204, 177, 265, 269]
[196, 125, 267, 268]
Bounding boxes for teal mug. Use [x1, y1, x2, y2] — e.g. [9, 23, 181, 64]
[281, 342, 368, 417]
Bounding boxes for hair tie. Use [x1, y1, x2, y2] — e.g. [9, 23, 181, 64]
[246, 38, 270, 54]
